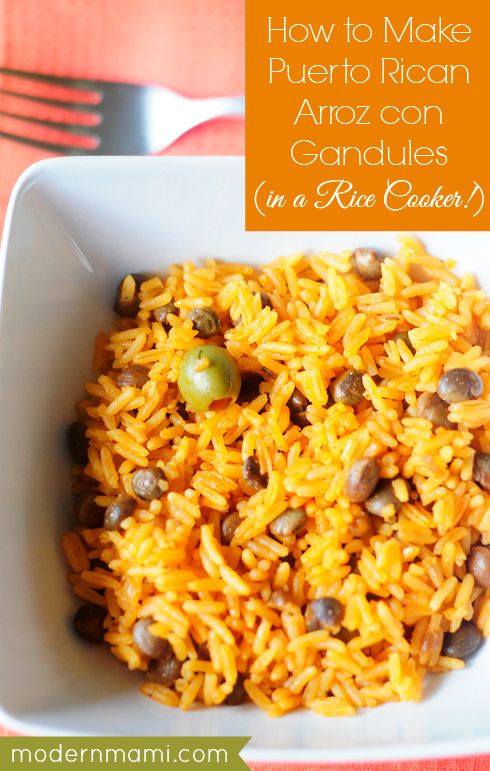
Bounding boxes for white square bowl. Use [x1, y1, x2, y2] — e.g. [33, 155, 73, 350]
[0, 156, 489, 763]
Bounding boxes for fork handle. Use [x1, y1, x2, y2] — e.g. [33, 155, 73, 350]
[195, 95, 245, 120]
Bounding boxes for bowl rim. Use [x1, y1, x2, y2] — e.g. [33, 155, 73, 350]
[1, 705, 490, 762]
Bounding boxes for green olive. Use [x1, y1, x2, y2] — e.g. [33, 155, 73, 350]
[178, 344, 241, 411]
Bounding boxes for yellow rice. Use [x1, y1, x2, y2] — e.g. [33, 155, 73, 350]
[63, 237, 490, 717]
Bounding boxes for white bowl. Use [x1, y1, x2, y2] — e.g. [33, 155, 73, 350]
[0, 156, 489, 763]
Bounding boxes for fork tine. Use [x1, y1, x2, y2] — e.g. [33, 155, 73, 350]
[0, 87, 101, 111]
[0, 110, 100, 138]
[0, 129, 89, 154]
[0, 67, 103, 93]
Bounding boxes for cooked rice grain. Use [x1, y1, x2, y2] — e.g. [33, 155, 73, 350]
[63, 240, 490, 717]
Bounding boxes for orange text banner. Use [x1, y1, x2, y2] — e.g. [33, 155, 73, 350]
[245, 0, 490, 230]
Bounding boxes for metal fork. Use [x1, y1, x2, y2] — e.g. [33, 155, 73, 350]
[0, 67, 245, 155]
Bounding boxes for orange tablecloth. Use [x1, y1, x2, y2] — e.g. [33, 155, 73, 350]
[0, 2, 488, 769]
[0, 0, 244, 232]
